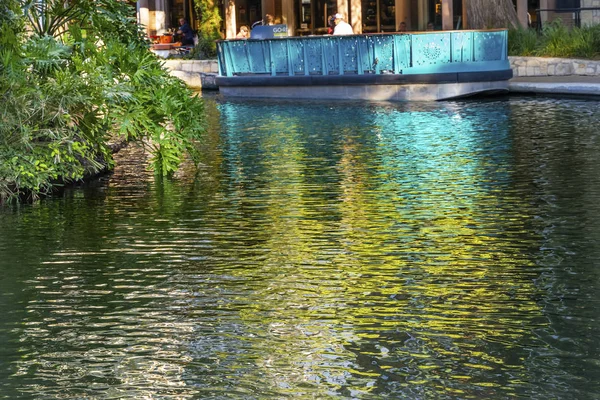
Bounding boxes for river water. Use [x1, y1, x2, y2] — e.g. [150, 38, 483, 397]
[1, 95, 599, 399]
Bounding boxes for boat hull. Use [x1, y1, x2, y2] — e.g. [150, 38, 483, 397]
[216, 69, 512, 101]
[216, 30, 512, 101]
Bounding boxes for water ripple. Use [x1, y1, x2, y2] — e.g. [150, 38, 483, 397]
[0, 97, 599, 399]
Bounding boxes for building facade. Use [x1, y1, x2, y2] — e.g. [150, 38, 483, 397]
[138, 0, 472, 38]
[137, 0, 197, 36]
[537, 0, 600, 27]
[136, 0, 598, 40]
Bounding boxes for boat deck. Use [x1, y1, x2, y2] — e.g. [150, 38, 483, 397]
[216, 30, 512, 101]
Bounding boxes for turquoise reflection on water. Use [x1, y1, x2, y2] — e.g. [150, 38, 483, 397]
[0, 97, 599, 399]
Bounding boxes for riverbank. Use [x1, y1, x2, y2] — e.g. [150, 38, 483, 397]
[509, 75, 600, 96]
[162, 60, 219, 90]
[163, 57, 600, 97]
[508, 56, 600, 96]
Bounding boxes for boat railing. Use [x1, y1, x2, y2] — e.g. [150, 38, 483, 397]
[216, 30, 509, 78]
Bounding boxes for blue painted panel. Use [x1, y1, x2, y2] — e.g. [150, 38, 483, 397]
[371, 35, 395, 72]
[269, 40, 289, 73]
[226, 41, 251, 73]
[339, 36, 360, 73]
[451, 32, 473, 63]
[402, 60, 510, 75]
[473, 31, 505, 62]
[411, 33, 451, 67]
[216, 30, 509, 78]
[217, 45, 227, 75]
[355, 36, 374, 74]
[322, 38, 339, 75]
[393, 35, 411, 71]
[286, 39, 304, 75]
[304, 39, 323, 74]
[248, 42, 270, 73]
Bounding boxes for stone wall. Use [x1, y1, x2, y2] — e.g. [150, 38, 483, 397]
[162, 60, 219, 90]
[510, 56, 600, 77]
[166, 58, 600, 88]
[582, 0, 600, 26]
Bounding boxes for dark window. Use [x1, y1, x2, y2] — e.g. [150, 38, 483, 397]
[556, 0, 580, 8]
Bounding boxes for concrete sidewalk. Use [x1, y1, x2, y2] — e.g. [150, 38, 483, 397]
[509, 75, 600, 97]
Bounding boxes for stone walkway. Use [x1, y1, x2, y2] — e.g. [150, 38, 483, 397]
[509, 75, 600, 97]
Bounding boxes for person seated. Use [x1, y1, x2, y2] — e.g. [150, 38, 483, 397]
[398, 21, 407, 32]
[327, 15, 336, 35]
[177, 18, 195, 46]
[333, 13, 353, 35]
[236, 25, 250, 39]
[251, 13, 274, 29]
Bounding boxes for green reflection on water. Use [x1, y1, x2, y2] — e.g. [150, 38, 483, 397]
[1, 97, 600, 399]
[206, 100, 545, 398]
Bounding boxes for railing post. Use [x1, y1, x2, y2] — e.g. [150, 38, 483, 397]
[409, 35, 413, 68]
[392, 36, 400, 74]
[217, 43, 226, 76]
[303, 40, 309, 76]
[321, 38, 328, 76]
[269, 41, 276, 76]
[224, 43, 235, 77]
[502, 30, 508, 60]
[471, 31, 475, 62]
[338, 37, 344, 75]
[286, 41, 293, 76]
[449, 32, 453, 63]
[373, 37, 380, 74]
[357, 37, 364, 75]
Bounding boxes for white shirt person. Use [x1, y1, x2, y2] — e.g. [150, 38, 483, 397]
[333, 13, 353, 35]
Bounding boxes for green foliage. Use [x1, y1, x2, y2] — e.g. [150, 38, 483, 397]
[20, 0, 86, 37]
[0, 0, 24, 49]
[193, 0, 222, 57]
[0, 0, 205, 204]
[509, 22, 600, 59]
[565, 24, 600, 59]
[193, 34, 219, 59]
[540, 21, 573, 57]
[508, 27, 538, 56]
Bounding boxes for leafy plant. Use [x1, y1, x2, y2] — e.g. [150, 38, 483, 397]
[509, 21, 600, 59]
[194, 0, 222, 57]
[508, 28, 538, 56]
[570, 25, 600, 59]
[540, 22, 600, 58]
[540, 20, 572, 57]
[1, 0, 206, 204]
[20, 0, 86, 38]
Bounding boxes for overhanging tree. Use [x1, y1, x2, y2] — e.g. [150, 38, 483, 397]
[0, 0, 205, 204]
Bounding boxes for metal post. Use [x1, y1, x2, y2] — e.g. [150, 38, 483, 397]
[321, 40, 328, 75]
[269, 41, 276, 76]
[303, 41, 310, 76]
[338, 38, 344, 75]
[286, 41, 293, 76]
[441, 0, 453, 31]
